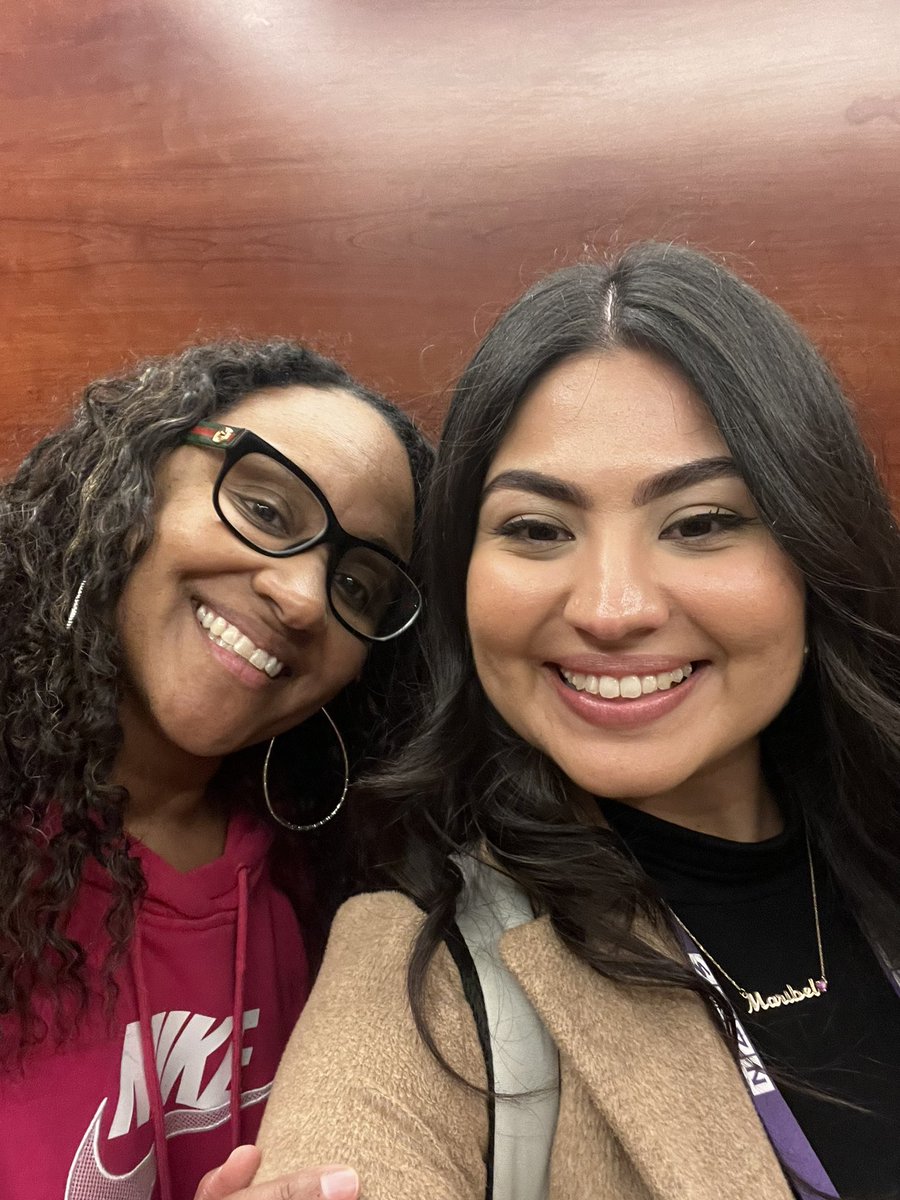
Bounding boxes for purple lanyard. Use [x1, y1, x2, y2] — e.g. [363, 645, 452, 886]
[672, 924, 900, 1198]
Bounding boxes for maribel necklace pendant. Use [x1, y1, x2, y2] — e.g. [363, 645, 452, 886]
[739, 977, 828, 1016]
[669, 831, 830, 1017]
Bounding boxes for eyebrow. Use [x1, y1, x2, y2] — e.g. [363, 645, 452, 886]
[481, 457, 741, 511]
[633, 457, 740, 506]
[481, 469, 592, 509]
[357, 531, 404, 559]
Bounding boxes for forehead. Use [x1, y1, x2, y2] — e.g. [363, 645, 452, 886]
[491, 349, 728, 480]
[225, 384, 415, 552]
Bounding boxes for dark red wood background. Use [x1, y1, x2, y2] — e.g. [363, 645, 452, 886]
[1, 0, 898, 472]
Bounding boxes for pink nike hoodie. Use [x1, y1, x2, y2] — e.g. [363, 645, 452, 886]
[0, 810, 309, 1200]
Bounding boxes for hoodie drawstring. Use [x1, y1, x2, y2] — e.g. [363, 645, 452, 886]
[230, 865, 250, 1148]
[131, 918, 174, 1200]
[128, 862, 250, 1198]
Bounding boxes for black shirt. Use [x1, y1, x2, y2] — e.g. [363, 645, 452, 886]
[600, 797, 900, 1199]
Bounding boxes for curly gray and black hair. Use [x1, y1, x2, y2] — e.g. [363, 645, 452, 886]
[0, 339, 432, 1048]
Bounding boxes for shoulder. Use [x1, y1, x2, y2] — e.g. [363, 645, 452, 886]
[299, 890, 430, 1007]
[320, 889, 426, 966]
[285, 889, 476, 1059]
[257, 890, 489, 1196]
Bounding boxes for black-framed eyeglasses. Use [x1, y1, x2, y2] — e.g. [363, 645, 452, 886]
[184, 421, 421, 643]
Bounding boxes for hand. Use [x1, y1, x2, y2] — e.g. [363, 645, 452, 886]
[194, 1146, 360, 1200]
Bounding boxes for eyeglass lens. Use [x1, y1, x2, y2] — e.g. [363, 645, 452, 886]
[218, 452, 418, 639]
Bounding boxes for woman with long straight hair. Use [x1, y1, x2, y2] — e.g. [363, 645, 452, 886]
[0, 339, 431, 1200]
[257, 244, 900, 1199]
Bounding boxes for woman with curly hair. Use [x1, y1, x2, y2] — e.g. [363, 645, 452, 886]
[257, 245, 900, 1199]
[0, 340, 431, 1200]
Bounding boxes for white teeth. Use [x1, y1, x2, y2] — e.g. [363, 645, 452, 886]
[194, 604, 284, 679]
[560, 662, 695, 701]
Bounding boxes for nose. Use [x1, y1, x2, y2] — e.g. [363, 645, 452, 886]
[563, 533, 671, 643]
[252, 547, 331, 634]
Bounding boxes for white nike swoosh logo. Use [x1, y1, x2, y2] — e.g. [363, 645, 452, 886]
[65, 1084, 273, 1200]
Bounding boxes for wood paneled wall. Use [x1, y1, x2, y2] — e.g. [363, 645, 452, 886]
[1, 0, 898, 471]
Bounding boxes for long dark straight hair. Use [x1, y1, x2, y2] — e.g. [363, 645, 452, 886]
[367, 243, 900, 1086]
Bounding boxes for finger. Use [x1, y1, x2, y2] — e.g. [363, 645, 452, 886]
[193, 1146, 261, 1199]
[195, 1156, 359, 1200]
[256, 1166, 359, 1200]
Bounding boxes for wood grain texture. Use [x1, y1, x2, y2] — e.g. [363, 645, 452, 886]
[0, 0, 897, 475]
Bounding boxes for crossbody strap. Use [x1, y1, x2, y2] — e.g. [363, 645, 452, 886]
[453, 856, 560, 1200]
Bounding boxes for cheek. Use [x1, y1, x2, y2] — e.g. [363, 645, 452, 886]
[689, 547, 806, 667]
[340, 641, 368, 687]
[115, 558, 155, 667]
[466, 551, 563, 703]
[466, 557, 504, 684]
[466, 552, 526, 665]
[315, 637, 368, 703]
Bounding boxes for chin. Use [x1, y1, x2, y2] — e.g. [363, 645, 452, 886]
[161, 720, 263, 760]
[175, 736, 247, 760]
[558, 758, 694, 804]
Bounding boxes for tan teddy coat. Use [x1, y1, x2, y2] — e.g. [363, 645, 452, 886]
[257, 891, 793, 1199]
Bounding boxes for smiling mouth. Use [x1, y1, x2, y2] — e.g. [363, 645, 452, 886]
[558, 662, 696, 700]
[195, 603, 285, 678]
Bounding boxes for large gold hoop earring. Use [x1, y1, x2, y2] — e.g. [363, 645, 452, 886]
[262, 706, 349, 832]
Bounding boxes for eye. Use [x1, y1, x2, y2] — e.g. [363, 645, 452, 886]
[332, 572, 371, 613]
[660, 509, 754, 543]
[234, 493, 290, 534]
[496, 517, 574, 546]
[331, 546, 399, 628]
[332, 570, 395, 622]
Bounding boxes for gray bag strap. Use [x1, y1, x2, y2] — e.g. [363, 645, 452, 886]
[454, 856, 560, 1200]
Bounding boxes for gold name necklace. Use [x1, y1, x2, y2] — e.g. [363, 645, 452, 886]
[668, 832, 828, 1017]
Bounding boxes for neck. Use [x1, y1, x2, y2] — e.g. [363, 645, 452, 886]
[612, 742, 782, 843]
[114, 693, 228, 870]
